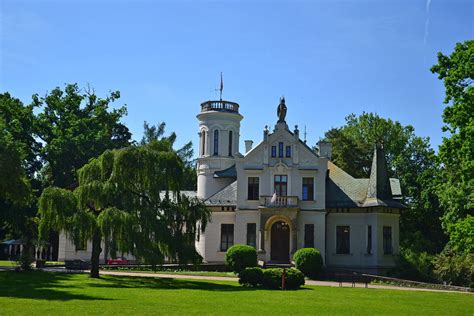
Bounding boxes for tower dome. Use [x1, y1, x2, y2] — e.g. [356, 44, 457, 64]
[196, 100, 243, 199]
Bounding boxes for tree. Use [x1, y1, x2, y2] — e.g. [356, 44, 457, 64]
[140, 121, 197, 190]
[38, 141, 210, 278]
[323, 112, 446, 252]
[34, 84, 131, 189]
[431, 40, 474, 234]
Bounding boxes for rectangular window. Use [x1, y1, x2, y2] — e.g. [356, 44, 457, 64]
[278, 142, 284, 158]
[274, 175, 288, 196]
[247, 177, 259, 200]
[271, 146, 276, 158]
[286, 145, 291, 158]
[304, 224, 315, 248]
[220, 224, 234, 251]
[383, 226, 393, 254]
[75, 239, 87, 251]
[367, 225, 372, 254]
[302, 177, 314, 201]
[246, 223, 257, 248]
[336, 226, 350, 254]
[228, 131, 233, 156]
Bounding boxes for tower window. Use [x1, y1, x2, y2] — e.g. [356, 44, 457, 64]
[271, 146, 276, 158]
[201, 131, 206, 156]
[228, 131, 233, 156]
[286, 145, 291, 157]
[278, 142, 284, 158]
[213, 130, 219, 156]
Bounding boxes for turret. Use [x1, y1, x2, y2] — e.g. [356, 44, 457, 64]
[196, 100, 243, 199]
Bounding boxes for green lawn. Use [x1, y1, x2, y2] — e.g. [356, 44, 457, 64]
[0, 260, 18, 267]
[103, 267, 235, 278]
[0, 271, 472, 315]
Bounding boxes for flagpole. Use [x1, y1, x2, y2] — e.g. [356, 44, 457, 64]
[220, 72, 223, 101]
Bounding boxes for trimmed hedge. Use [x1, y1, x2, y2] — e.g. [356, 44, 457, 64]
[293, 248, 323, 279]
[239, 267, 264, 287]
[262, 268, 305, 290]
[225, 244, 257, 273]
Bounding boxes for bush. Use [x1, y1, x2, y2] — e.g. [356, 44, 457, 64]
[391, 247, 435, 282]
[262, 268, 305, 290]
[238, 267, 264, 287]
[225, 244, 257, 273]
[293, 248, 323, 279]
[433, 249, 473, 288]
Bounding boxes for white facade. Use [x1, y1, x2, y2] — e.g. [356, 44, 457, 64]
[197, 98, 403, 271]
[57, 97, 403, 272]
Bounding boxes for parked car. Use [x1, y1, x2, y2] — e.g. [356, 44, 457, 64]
[107, 257, 129, 265]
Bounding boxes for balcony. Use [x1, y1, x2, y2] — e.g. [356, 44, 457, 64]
[200, 100, 240, 113]
[260, 195, 299, 208]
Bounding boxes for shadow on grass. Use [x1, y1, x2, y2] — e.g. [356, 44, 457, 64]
[92, 274, 259, 292]
[0, 270, 111, 301]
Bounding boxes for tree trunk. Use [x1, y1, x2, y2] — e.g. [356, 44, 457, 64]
[90, 228, 102, 278]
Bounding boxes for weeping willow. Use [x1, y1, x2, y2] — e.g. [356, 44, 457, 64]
[38, 141, 210, 278]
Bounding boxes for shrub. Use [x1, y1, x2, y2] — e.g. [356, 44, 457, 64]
[238, 267, 264, 287]
[225, 244, 257, 273]
[391, 247, 435, 282]
[293, 248, 323, 279]
[433, 249, 473, 288]
[262, 268, 305, 290]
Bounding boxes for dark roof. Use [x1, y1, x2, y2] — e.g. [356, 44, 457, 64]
[326, 156, 405, 209]
[205, 181, 237, 206]
[214, 165, 237, 178]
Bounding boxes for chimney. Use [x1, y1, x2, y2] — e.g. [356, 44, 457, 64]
[245, 140, 253, 153]
[318, 141, 332, 159]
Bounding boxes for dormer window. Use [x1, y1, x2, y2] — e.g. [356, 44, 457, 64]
[278, 142, 284, 158]
[286, 145, 291, 158]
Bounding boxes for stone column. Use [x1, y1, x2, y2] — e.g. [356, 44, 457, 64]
[258, 229, 266, 253]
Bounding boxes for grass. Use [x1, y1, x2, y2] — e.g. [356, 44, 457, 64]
[0, 271, 472, 315]
[0, 260, 18, 267]
[102, 267, 235, 278]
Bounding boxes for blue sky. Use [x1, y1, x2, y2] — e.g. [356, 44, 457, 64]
[1, 0, 472, 153]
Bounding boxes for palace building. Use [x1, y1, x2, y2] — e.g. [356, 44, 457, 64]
[195, 97, 404, 272]
[58, 96, 404, 272]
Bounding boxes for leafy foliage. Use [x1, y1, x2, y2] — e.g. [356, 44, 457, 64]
[225, 244, 258, 273]
[431, 40, 474, 235]
[38, 142, 210, 277]
[238, 267, 264, 287]
[293, 248, 323, 279]
[34, 84, 131, 188]
[391, 248, 435, 282]
[323, 112, 445, 252]
[433, 249, 473, 288]
[262, 268, 305, 290]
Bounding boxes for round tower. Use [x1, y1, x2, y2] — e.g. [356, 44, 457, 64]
[196, 100, 243, 199]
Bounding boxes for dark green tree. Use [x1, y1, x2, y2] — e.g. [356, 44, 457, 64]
[323, 112, 445, 253]
[35, 84, 131, 189]
[140, 121, 197, 190]
[38, 141, 210, 278]
[431, 40, 474, 235]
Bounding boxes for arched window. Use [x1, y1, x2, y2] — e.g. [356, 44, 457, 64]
[201, 131, 206, 156]
[228, 130, 233, 156]
[214, 130, 219, 156]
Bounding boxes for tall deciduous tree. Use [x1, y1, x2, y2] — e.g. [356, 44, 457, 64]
[141, 121, 197, 190]
[323, 112, 445, 252]
[431, 40, 474, 236]
[38, 141, 209, 278]
[35, 84, 131, 189]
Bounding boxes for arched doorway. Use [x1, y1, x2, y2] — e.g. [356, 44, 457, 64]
[271, 221, 290, 262]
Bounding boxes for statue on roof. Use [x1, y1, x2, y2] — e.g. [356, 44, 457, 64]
[277, 96, 287, 122]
